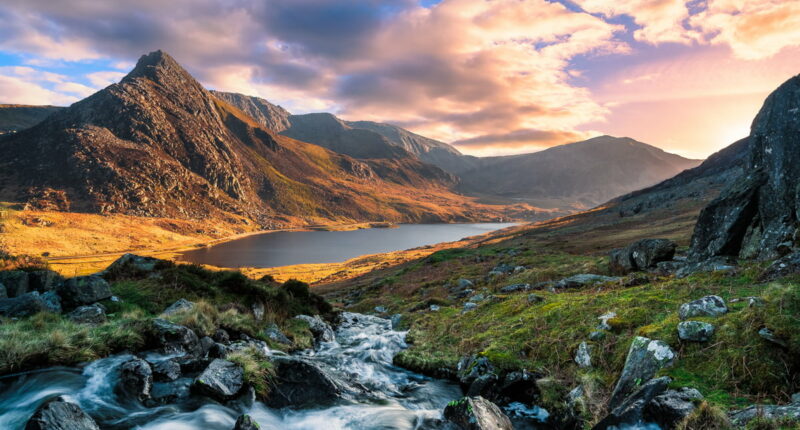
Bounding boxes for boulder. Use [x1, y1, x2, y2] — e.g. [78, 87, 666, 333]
[500, 283, 530, 293]
[458, 356, 496, 388]
[0, 270, 29, 297]
[609, 337, 676, 409]
[594, 377, 671, 430]
[609, 239, 677, 274]
[758, 327, 788, 348]
[0, 291, 61, 317]
[527, 294, 544, 304]
[28, 270, 64, 293]
[264, 323, 291, 345]
[151, 359, 182, 382]
[496, 370, 541, 405]
[199, 336, 216, 356]
[24, 397, 99, 430]
[251, 302, 265, 321]
[233, 414, 260, 430]
[678, 295, 728, 320]
[574, 342, 592, 368]
[644, 387, 703, 429]
[463, 302, 478, 312]
[213, 328, 231, 344]
[729, 404, 800, 427]
[553, 274, 620, 289]
[193, 359, 244, 401]
[466, 374, 500, 399]
[759, 252, 800, 282]
[67, 304, 107, 325]
[57, 276, 112, 310]
[148, 378, 192, 405]
[151, 318, 202, 356]
[294, 315, 335, 344]
[677, 321, 715, 342]
[443, 396, 513, 430]
[117, 358, 153, 402]
[489, 264, 515, 276]
[102, 253, 161, 278]
[162, 298, 195, 316]
[373, 306, 387, 314]
[266, 356, 354, 409]
[458, 279, 475, 289]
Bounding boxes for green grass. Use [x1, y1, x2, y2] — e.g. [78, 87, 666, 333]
[226, 346, 275, 398]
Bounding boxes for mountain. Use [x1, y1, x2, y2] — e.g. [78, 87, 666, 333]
[0, 50, 502, 226]
[455, 136, 702, 209]
[0, 105, 62, 135]
[211, 91, 291, 133]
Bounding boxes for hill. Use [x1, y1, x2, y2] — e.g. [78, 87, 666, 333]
[0, 104, 62, 135]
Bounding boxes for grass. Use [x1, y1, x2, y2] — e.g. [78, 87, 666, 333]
[226, 346, 275, 398]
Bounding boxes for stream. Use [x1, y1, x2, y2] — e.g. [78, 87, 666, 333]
[0, 313, 463, 429]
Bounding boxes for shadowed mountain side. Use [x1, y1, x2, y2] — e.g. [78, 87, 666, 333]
[0, 104, 63, 134]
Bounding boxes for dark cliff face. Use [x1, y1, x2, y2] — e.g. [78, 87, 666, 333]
[689, 74, 800, 261]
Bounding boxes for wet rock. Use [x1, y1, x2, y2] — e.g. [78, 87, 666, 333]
[759, 252, 800, 282]
[496, 370, 540, 405]
[148, 378, 192, 405]
[792, 392, 800, 404]
[151, 318, 202, 356]
[193, 359, 244, 401]
[500, 283, 530, 293]
[458, 356, 496, 388]
[644, 387, 703, 429]
[677, 321, 715, 342]
[176, 356, 212, 373]
[208, 342, 230, 359]
[527, 294, 544, 304]
[264, 323, 292, 345]
[610, 239, 677, 274]
[67, 304, 107, 325]
[151, 359, 182, 382]
[553, 274, 620, 289]
[162, 298, 195, 316]
[102, 253, 161, 278]
[594, 377, 671, 430]
[266, 356, 355, 409]
[199, 336, 216, 357]
[390, 314, 403, 330]
[609, 337, 676, 409]
[25, 396, 99, 430]
[0, 270, 29, 297]
[444, 396, 513, 430]
[679, 295, 728, 320]
[729, 404, 800, 427]
[467, 374, 501, 399]
[57, 276, 112, 310]
[575, 342, 592, 368]
[294, 315, 335, 344]
[233, 414, 260, 430]
[28, 270, 64, 293]
[0, 291, 61, 317]
[758, 327, 788, 348]
[117, 358, 153, 402]
[213, 328, 230, 344]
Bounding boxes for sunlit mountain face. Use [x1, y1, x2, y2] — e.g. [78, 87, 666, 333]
[1, 0, 799, 160]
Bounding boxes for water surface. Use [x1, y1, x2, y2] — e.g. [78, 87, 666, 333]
[179, 223, 517, 268]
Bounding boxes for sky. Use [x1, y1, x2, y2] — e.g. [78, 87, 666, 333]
[1, 0, 799, 159]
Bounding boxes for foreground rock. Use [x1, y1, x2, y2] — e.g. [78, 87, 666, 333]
[0, 270, 30, 297]
[233, 414, 260, 430]
[57, 276, 112, 310]
[162, 298, 195, 316]
[609, 239, 677, 274]
[266, 356, 354, 409]
[677, 321, 715, 342]
[151, 318, 202, 356]
[444, 396, 513, 430]
[594, 377, 671, 430]
[67, 304, 107, 325]
[294, 315, 335, 344]
[25, 397, 99, 430]
[678, 295, 728, 320]
[192, 359, 244, 401]
[644, 387, 703, 429]
[609, 337, 676, 409]
[117, 358, 153, 402]
[0, 291, 61, 317]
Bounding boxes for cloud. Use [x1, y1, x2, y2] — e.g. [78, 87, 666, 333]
[573, 0, 697, 44]
[86, 71, 127, 88]
[0, 74, 78, 105]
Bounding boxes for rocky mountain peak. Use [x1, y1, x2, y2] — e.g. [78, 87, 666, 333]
[123, 50, 197, 87]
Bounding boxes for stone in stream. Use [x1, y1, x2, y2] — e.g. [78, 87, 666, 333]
[443, 396, 514, 430]
[677, 321, 715, 342]
[24, 396, 100, 430]
[151, 359, 182, 382]
[233, 414, 261, 430]
[67, 304, 107, 325]
[265, 356, 356, 409]
[193, 359, 244, 401]
[678, 295, 728, 320]
[117, 358, 153, 402]
[294, 314, 335, 344]
[57, 276, 112, 310]
[609, 336, 676, 409]
[151, 318, 202, 356]
[263, 323, 292, 345]
[644, 387, 703, 429]
[594, 377, 672, 430]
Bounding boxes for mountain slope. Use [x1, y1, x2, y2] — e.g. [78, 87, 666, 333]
[211, 91, 291, 133]
[456, 135, 702, 209]
[0, 50, 501, 226]
[0, 105, 62, 134]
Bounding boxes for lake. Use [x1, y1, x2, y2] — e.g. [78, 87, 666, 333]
[178, 223, 517, 268]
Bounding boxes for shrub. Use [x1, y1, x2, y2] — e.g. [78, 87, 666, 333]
[283, 279, 310, 299]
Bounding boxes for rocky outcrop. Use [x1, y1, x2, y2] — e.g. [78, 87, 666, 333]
[117, 358, 153, 402]
[678, 295, 728, 320]
[24, 397, 99, 430]
[211, 91, 291, 133]
[443, 396, 514, 430]
[0, 270, 30, 297]
[689, 74, 800, 261]
[263, 323, 291, 345]
[192, 359, 244, 401]
[609, 337, 676, 409]
[57, 276, 112, 310]
[609, 239, 677, 274]
[759, 251, 800, 281]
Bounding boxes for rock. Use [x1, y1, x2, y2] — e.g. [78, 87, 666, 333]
[759, 252, 800, 282]
[675, 257, 737, 278]
[609, 337, 676, 409]
[151, 318, 202, 356]
[151, 359, 182, 381]
[443, 396, 513, 430]
[67, 304, 107, 325]
[729, 404, 800, 427]
[263, 323, 291, 345]
[0, 291, 61, 317]
[213, 328, 230, 344]
[430, 304, 440, 311]
[458, 356, 496, 388]
[266, 356, 354, 409]
[233, 414, 260, 430]
[496, 370, 540, 405]
[28, 270, 64, 293]
[489, 263, 515, 276]
[792, 392, 800, 404]
[500, 283, 530, 293]
[0, 270, 29, 297]
[597, 312, 617, 330]
[458, 279, 475, 289]
[589, 331, 606, 341]
[193, 359, 244, 401]
[677, 321, 715, 342]
[199, 336, 215, 356]
[594, 377, 671, 430]
[102, 253, 161, 278]
[373, 306, 387, 314]
[294, 315, 335, 344]
[610, 239, 677, 274]
[57, 276, 112, 310]
[162, 298, 195, 316]
[117, 358, 153, 402]
[148, 378, 192, 405]
[208, 342, 230, 359]
[575, 342, 592, 368]
[251, 302, 265, 321]
[466, 373, 500, 399]
[554, 274, 620, 289]
[527, 294, 544, 304]
[24, 397, 99, 430]
[678, 295, 728, 320]
[758, 327, 788, 348]
[689, 75, 800, 261]
[0, 282, 5, 299]
[469, 294, 485, 302]
[390, 314, 403, 330]
[644, 387, 703, 429]
[176, 356, 212, 373]
[513, 266, 526, 273]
